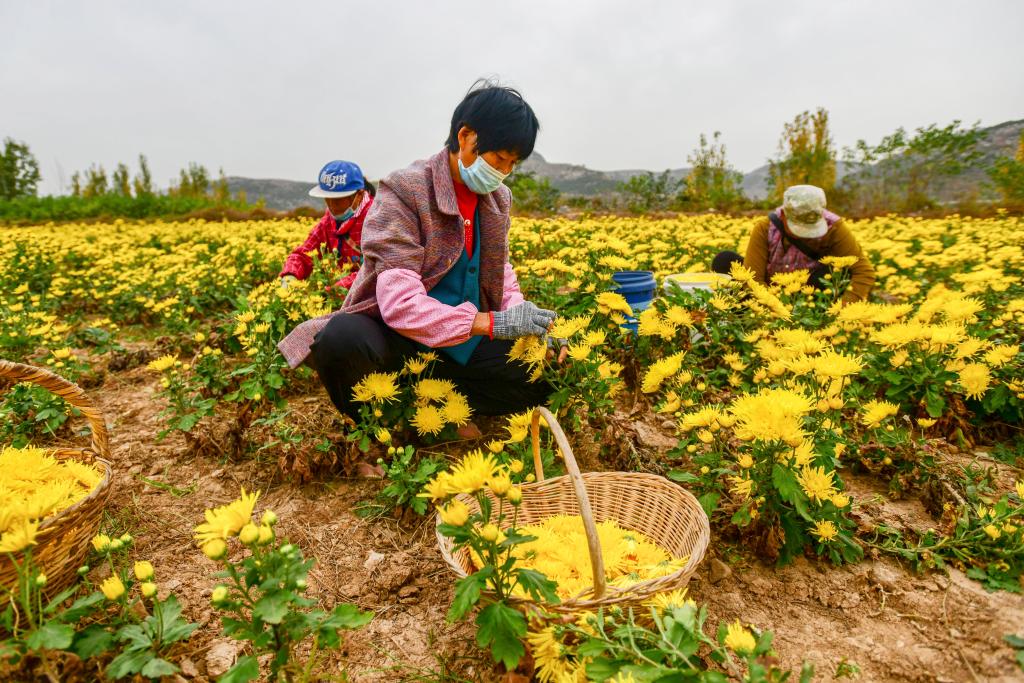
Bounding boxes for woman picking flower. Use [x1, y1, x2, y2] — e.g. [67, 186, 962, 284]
[712, 185, 875, 302]
[279, 82, 557, 422]
[279, 160, 375, 290]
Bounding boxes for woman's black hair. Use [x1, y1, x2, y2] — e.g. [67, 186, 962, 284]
[445, 79, 540, 161]
[362, 179, 376, 198]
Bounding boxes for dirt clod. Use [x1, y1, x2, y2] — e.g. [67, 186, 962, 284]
[205, 640, 239, 678]
[709, 558, 732, 584]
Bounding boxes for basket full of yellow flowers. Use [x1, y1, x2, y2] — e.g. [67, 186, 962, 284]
[436, 407, 710, 613]
[0, 360, 113, 595]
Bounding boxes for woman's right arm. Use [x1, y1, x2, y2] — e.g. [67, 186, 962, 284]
[743, 221, 770, 283]
[279, 217, 330, 280]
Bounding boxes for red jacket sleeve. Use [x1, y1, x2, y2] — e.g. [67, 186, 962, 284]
[279, 213, 334, 280]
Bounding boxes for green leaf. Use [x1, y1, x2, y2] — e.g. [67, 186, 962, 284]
[324, 603, 374, 630]
[42, 585, 80, 612]
[106, 649, 152, 679]
[141, 657, 179, 678]
[447, 572, 486, 622]
[668, 470, 699, 483]
[772, 463, 801, 502]
[71, 624, 115, 659]
[25, 623, 74, 651]
[1004, 633, 1024, 649]
[924, 389, 946, 418]
[697, 492, 720, 516]
[475, 602, 527, 670]
[253, 590, 293, 624]
[219, 655, 261, 683]
[515, 568, 561, 604]
[115, 623, 151, 651]
[54, 591, 105, 623]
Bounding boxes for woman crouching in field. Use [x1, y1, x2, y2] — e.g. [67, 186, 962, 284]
[279, 160, 375, 290]
[279, 82, 560, 443]
[712, 185, 875, 303]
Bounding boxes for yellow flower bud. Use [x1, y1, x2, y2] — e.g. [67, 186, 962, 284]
[488, 472, 512, 497]
[261, 509, 278, 527]
[479, 524, 499, 543]
[140, 581, 157, 598]
[203, 539, 227, 560]
[211, 585, 229, 604]
[91, 534, 112, 552]
[509, 459, 524, 474]
[239, 523, 259, 545]
[100, 576, 126, 601]
[376, 429, 391, 444]
[134, 561, 155, 581]
[35, 573, 47, 587]
[507, 487, 523, 505]
[257, 525, 274, 545]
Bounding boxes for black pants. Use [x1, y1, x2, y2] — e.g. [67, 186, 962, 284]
[712, 250, 830, 289]
[309, 313, 552, 420]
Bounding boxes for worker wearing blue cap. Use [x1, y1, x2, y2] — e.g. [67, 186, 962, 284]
[280, 160, 376, 290]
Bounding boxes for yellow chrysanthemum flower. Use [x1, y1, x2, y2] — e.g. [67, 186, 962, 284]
[797, 466, 837, 504]
[723, 620, 757, 654]
[411, 405, 446, 436]
[811, 520, 839, 542]
[194, 488, 260, 543]
[351, 372, 400, 404]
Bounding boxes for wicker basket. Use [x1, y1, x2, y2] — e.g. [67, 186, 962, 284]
[438, 406, 710, 614]
[0, 360, 113, 596]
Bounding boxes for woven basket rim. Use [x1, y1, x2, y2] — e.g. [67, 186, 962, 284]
[436, 469, 710, 610]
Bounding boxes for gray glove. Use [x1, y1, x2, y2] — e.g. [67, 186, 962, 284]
[492, 301, 557, 340]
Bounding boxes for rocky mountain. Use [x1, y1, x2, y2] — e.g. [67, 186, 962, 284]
[227, 119, 1022, 210]
[225, 177, 315, 211]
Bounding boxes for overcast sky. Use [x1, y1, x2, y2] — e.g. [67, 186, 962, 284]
[3, 1, 1023, 195]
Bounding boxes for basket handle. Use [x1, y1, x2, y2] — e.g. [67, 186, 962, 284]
[0, 359, 111, 460]
[530, 407, 607, 599]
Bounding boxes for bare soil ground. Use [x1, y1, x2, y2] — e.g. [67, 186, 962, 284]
[76, 362, 1024, 682]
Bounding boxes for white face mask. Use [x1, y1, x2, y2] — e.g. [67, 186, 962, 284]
[458, 155, 508, 195]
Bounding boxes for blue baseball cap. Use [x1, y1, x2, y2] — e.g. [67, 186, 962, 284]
[309, 160, 365, 198]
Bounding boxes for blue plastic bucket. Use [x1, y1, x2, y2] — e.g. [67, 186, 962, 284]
[612, 271, 656, 307]
[612, 270, 656, 333]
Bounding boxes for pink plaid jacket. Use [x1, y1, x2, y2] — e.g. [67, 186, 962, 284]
[277, 149, 523, 369]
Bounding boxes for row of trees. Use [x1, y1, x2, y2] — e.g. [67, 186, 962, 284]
[0, 142, 253, 221]
[614, 110, 1023, 214]
[67, 157, 239, 203]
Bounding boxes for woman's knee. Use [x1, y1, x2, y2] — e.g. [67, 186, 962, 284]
[310, 314, 387, 365]
[712, 250, 743, 275]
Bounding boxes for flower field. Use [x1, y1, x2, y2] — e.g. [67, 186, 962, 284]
[2, 213, 1024, 681]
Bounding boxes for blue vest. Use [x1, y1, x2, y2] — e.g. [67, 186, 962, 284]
[424, 207, 483, 365]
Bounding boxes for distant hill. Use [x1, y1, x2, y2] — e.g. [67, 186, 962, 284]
[227, 119, 1023, 209]
[225, 177, 314, 211]
[518, 152, 689, 196]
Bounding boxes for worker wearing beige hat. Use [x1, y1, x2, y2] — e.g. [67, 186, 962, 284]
[712, 185, 875, 302]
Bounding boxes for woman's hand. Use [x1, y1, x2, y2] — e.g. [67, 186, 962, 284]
[491, 301, 557, 340]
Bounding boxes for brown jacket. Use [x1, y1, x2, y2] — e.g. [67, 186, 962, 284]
[744, 214, 875, 302]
